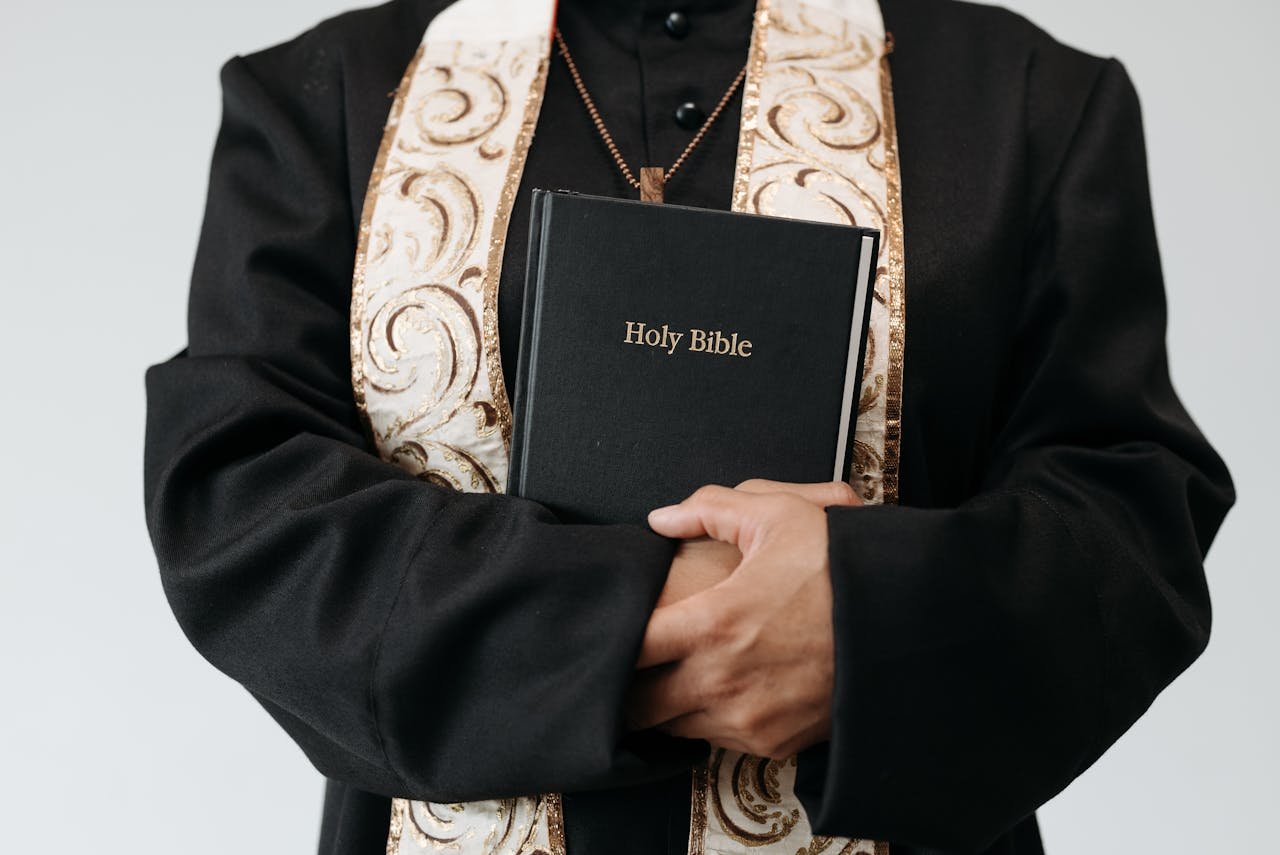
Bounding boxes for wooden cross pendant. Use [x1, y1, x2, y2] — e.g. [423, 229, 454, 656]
[639, 167, 665, 203]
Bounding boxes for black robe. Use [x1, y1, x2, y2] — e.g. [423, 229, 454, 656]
[142, 0, 1235, 852]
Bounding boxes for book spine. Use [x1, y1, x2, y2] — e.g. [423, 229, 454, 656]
[507, 189, 550, 497]
[834, 232, 882, 483]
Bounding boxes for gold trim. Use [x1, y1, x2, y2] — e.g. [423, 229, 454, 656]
[731, 0, 771, 212]
[368, 8, 903, 855]
[484, 50, 551, 452]
[545, 791, 566, 855]
[351, 46, 425, 440]
[688, 765, 710, 855]
[385, 798, 406, 855]
[877, 38, 906, 506]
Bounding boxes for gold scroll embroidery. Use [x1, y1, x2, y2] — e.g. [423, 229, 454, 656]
[354, 1, 907, 853]
[877, 34, 906, 505]
[352, 39, 550, 496]
[350, 15, 562, 855]
[730, 0, 904, 506]
[386, 794, 564, 855]
[704, 0, 907, 851]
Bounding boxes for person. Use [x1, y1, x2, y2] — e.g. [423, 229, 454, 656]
[142, 0, 1235, 853]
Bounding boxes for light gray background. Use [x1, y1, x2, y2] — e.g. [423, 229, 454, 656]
[1, 0, 1274, 851]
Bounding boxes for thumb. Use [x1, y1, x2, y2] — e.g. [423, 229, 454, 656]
[647, 485, 756, 547]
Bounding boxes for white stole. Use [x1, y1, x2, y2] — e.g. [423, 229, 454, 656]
[350, 0, 907, 851]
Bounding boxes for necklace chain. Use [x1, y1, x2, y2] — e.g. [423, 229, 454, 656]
[553, 28, 747, 193]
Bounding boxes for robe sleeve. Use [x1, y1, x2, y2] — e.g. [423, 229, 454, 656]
[143, 48, 684, 802]
[795, 59, 1234, 850]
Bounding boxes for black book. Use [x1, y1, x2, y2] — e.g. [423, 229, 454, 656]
[509, 189, 879, 525]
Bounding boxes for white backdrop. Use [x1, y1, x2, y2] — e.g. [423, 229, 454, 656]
[1, 1, 1274, 852]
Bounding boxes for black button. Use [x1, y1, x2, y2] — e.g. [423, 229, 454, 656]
[664, 11, 690, 39]
[674, 101, 704, 130]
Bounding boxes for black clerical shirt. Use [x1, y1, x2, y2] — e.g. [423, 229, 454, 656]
[143, 1, 1235, 853]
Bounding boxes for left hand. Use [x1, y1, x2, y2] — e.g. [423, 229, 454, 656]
[626, 479, 861, 758]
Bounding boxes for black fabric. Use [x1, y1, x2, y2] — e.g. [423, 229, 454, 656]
[141, 0, 1234, 853]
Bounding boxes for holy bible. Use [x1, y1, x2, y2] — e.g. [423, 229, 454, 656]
[509, 189, 879, 525]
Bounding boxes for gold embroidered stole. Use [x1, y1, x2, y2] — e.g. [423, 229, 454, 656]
[350, 1, 906, 852]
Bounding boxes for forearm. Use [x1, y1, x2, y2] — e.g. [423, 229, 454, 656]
[146, 40, 706, 799]
[794, 57, 1236, 849]
[144, 349, 684, 798]
[799, 438, 1228, 848]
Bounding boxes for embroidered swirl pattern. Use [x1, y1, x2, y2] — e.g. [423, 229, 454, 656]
[354, 1, 905, 854]
[353, 34, 550, 496]
[387, 795, 563, 855]
[691, 750, 884, 855]
[350, 27, 562, 855]
[700, 0, 904, 853]
[708, 750, 803, 844]
[733, 0, 904, 507]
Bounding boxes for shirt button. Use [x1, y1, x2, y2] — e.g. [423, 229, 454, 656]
[664, 11, 691, 39]
[673, 101, 705, 130]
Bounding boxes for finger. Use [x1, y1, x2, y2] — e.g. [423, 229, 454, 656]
[735, 478, 861, 507]
[659, 712, 755, 755]
[625, 663, 704, 731]
[635, 597, 707, 669]
[647, 485, 758, 545]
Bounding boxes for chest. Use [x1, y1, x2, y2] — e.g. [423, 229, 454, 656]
[345, 2, 1036, 507]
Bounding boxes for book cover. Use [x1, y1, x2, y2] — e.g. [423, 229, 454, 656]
[509, 189, 879, 525]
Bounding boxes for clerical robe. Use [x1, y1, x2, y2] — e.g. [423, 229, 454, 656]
[142, 0, 1235, 853]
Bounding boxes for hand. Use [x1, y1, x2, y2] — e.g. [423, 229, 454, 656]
[627, 480, 861, 759]
[656, 537, 742, 609]
[652, 481, 856, 609]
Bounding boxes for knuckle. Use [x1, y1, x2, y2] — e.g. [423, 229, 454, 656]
[726, 705, 763, 738]
[691, 484, 727, 506]
[762, 738, 794, 761]
[723, 690, 774, 737]
[765, 493, 803, 517]
[744, 725, 791, 760]
[724, 618, 762, 660]
[690, 484, 715, 502]
[736, 478, 768, 491]
[828, 480, 859, 506]
[687, 604, 718, 644]
[700, 665, 738, 705]
[698, 601, 736, 643]
[690, 671, 715, 707]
